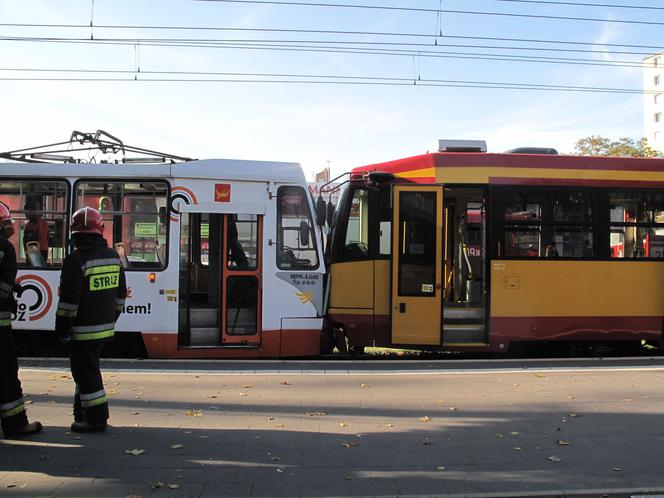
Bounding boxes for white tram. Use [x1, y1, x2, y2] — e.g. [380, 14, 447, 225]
[0, 155, 326, 358]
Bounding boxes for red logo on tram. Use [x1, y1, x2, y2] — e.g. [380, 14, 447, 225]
[215, 184, 231, 203]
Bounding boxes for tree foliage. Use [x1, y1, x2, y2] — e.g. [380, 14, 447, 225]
[573, 136, 662, 158]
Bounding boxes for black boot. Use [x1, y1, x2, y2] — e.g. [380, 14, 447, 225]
[5, 421, 42, 438]
[71, 421, 107, 433]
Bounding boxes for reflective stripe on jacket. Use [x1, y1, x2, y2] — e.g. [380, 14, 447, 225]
[55, 235, 127, 343]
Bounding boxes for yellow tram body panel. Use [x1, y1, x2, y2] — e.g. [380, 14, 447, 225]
[491, 261, 664, 318]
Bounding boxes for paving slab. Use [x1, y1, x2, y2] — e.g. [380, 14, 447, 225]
[3, 358, 664, 497]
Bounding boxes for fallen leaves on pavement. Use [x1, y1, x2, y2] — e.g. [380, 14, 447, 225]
[125, 449, 145, 456]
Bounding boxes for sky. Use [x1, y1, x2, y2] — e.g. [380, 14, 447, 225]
[0, 0, 661, 179]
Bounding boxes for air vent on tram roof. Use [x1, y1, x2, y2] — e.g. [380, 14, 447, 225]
[505, 147, 559, 155]
[438, 139, 487, 153]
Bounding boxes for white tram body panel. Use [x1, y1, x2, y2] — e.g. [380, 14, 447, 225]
[1, 159, 325, 358]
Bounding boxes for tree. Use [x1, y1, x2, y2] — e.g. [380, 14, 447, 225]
[573, 136, 662, 158]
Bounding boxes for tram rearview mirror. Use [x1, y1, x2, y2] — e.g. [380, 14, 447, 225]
[315, 195, 326, 227]
[326, 201, 335, 228]
[299, 220, 310, 247]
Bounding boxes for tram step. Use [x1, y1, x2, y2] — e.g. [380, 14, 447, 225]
[443, 324, 485, 344]
[190, 327, 220, 346]
[443, 307, 484, 321]
[189, 307, 219, 328]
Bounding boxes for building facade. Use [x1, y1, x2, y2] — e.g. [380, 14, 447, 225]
[644, 52, 664, 152]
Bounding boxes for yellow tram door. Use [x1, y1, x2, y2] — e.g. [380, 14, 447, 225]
[391, 186, 443, 346]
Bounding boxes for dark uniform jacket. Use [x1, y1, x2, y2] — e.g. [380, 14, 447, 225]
[55, 235, 127, 342]
[0, 237, 17, 326]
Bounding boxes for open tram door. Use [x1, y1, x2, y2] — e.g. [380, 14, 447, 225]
[178, 205, 263, 349]
[391, 186, 444, 346]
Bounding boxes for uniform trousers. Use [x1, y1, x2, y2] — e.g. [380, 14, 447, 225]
[0, 327, 29, 436]
[69, 342, 109, 425]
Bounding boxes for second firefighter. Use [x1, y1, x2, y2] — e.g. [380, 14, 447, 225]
[55, 207, 127, 433]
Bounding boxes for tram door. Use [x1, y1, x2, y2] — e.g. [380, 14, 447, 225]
[391, 186, 443, 346]
[179, 213, 262, 348]
[220, 214, 262, 346]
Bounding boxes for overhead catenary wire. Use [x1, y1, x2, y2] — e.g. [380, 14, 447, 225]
[0, 68, 653, 94]
[0, 38, 655, 69]
[194, 0, 664, 13]
[2, 22, 664, 42]
[1, 34, 662, 58]
[490, 0, 664, 10]
[189, 0, 664, 26]
[0, 76, 651, 94]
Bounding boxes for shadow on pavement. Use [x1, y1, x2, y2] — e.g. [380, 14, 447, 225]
[1, 406, 664, 497]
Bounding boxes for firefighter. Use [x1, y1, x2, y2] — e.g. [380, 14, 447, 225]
[0, 204, 42, 438]
[55, 207, 126, 433]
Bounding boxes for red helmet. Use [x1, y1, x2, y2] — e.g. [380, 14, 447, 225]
[71, 207, 104, 235]
[0, 203, 14, 237]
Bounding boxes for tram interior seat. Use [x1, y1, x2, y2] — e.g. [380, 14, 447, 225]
[25, 241, 45, 267]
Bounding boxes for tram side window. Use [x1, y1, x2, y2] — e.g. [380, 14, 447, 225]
[227, 214, 258, 270]
[0, 180, 68, 267]
[277, 186, 319, 269]
[76, 181, 169, 269]
[377, 186, 392, 256]
[502, 188, 593, 258]
[503, 190, 544, 257]
[343, 188, 371, 260]
[609, 191, 664, 258]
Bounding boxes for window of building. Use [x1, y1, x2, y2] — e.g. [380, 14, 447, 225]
[656, 113, 662, 123]
[343, 188, 371, 260]
[501, 188, 593, 258]
[277, 186, 319, 269]
[76, 181, 169, 269]
[655, 75, 661, 86]
[0, 180, 68, 267]
[656, 57, 661, 68]
[655, 94, 662, 104]
[609, 191, 664, 258]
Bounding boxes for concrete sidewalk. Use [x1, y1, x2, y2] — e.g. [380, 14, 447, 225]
[2, 361, 664, 497]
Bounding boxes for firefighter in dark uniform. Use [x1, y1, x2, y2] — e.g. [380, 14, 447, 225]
[0, 204, 42, 438]
[55, 207, 127, 433]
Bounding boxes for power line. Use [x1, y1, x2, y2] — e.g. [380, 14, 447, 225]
[195, 0, 664, 13]
[0, 36, 654, 69]
[0, 71, 649, 94]
[489, 0, 664, 10]
[193, 0, 443, 13]
[189, 1, 664, 25]
[0, 34, 658, 59]
[1, 23, 663, 51]
[0, 67, 653, 93]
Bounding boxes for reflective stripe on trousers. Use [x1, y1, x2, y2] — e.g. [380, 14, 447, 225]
[72, 322, 115, 341]
[0, 398, 25, 419]
[79, 388, 107, 408]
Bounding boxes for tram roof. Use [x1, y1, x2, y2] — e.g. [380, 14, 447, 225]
[353, 152, 664, 185]
[0, 158, 305, 184]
